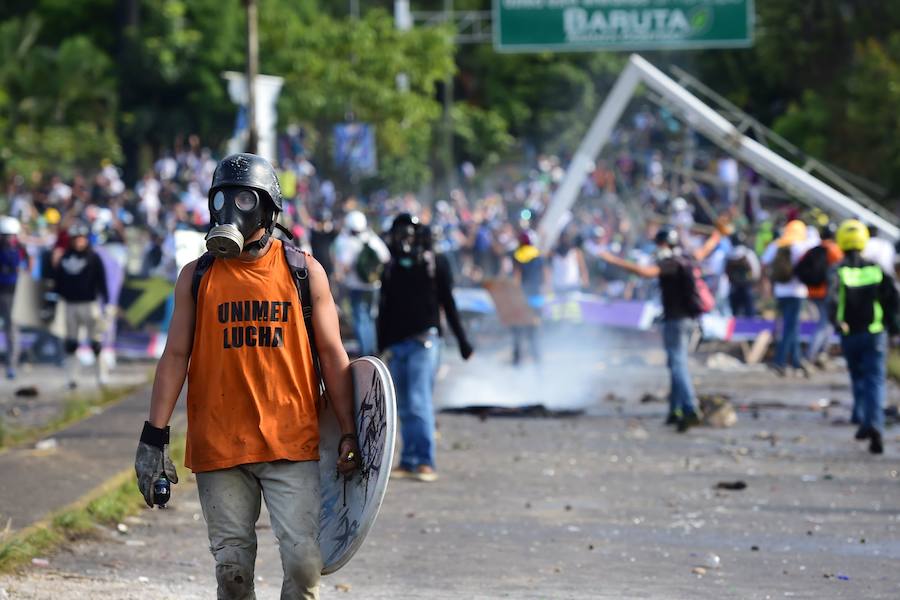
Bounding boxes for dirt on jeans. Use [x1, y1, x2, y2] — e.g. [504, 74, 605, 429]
[1, 353, 899, 599]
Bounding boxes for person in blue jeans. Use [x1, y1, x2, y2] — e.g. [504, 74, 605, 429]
[511, 231, 547, 366]
[601, 227, 713, 432]
[828, 220, 899, 455]
[762, 220, 815, 376]
[377, 215, 473, 481]
[333, 210, 390, 357]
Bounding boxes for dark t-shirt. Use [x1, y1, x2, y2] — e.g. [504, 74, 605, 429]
[54, 249, 109, 304]
[515, 255, 544, 298]
[377, 252, 469, 352]
[658, 257, 692, 320]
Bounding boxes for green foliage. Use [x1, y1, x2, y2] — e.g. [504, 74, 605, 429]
[260, 5, 455, 191]
[0, 16, 120, 177]
[4, 0, 900, 197]
[772, 90, 829, 159]
[457, 46, 623, 157]
[697, 0, 900, 198]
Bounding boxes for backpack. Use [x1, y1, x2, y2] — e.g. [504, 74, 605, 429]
[354, 241, 383, 284]
[769, 246, 794, 284]
[793, 245, 829, 287]
[191, 243, 325, 396]
[724, 254, 752, 285]
[681, 257, 715, 316]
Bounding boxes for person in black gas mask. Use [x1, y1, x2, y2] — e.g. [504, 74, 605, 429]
[377, 214, 473, 482]
[205, 154, 293, 258]
[136, 153, 358, 599]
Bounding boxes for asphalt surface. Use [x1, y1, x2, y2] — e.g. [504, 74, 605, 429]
[1, 336, 898, 599]
[0, 361, 157, 534]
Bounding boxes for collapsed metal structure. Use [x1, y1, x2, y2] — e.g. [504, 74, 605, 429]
[537, 54, 900, 250]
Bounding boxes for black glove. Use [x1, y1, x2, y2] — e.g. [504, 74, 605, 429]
[459, 339, 474, 361]
[135, 422, 178, 508]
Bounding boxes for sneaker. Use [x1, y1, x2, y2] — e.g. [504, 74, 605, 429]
[769, 364, 787, 377]
[410, 466, 438, 483]
[390, 467, 413, 480]
[664, 412, 680, 426]
[854, 426, 874, 441]
[677, 411, 702, 433]
[869, 431, 884, 455]
[798, 360, 815, 378]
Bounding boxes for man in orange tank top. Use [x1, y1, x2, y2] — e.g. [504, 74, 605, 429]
[134, 153, 358, 600]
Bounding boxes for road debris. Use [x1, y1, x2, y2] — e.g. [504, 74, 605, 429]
[715, 480, 747, 491]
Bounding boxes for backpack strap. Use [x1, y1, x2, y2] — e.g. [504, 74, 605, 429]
[282, 243, 326, 398]
[191, 252, 216, 305]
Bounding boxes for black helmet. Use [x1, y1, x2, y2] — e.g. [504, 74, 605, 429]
[209, 153, 282, 211]
[654, 227, 678, 247]
[390, 213, 419, 233]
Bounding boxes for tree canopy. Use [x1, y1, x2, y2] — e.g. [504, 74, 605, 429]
[1, 0, 899, 201]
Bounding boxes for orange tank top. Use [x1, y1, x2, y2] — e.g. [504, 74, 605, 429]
[185, 240, 320, 472]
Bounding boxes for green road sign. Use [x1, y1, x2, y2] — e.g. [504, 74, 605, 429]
[493, 0, 754, 53]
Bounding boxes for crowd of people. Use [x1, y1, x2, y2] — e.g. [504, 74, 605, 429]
[0, 109, 897, 450]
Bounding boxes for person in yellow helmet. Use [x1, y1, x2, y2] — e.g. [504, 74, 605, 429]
[827, 220, 899, 454]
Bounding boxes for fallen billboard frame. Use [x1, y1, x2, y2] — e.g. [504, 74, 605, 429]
[537, 54, 900, 251]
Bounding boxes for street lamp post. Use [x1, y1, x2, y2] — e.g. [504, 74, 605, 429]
[244, 0, 259, 154]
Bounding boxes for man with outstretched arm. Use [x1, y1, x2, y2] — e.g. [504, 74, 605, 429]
[134, 153, 358, 600]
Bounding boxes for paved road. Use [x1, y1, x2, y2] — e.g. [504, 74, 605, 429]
[2, 350, 898, 599]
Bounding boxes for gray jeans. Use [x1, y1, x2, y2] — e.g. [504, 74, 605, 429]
[64, 301, 101, 344]
[197, 460, 322, 600]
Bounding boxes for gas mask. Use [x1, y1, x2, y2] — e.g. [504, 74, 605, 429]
[206, 187, 269, 258]
[390, 224, 419, 268]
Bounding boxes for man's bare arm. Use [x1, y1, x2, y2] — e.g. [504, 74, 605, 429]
[148, 262, 196, 428]
[308, 256, 355, 438]
[599, 251, 660, 279]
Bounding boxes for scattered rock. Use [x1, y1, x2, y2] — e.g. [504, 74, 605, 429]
[640, 393, 664, 404]
[14, 386, 39, 397]
[0, 586, 9, 599]
[715, 480, 747, 491]
[699, 553, 721, 569]
[334, 583, 352, 592]
[125, 540, 146, 547]
[137, 576, 149, 583]
[699, 395, 737, 428]
[692, 567, 707, 576]
[34, 438, 58, 451]
[116, 523, 128, 534]
[706, 352, 744, 370]
[31, 558, 50, 568]
[750, 545, 759, 551]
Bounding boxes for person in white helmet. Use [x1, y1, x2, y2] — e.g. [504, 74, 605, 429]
[0, 216, 28, 379]
[332, 210, 390, 356]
